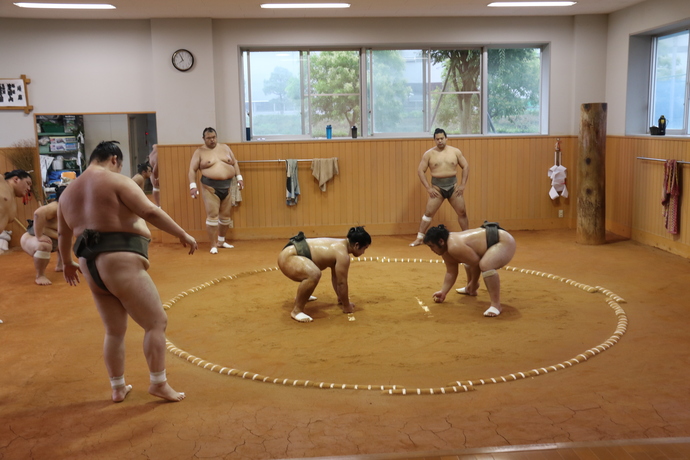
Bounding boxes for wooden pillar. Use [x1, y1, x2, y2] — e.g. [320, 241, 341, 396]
[576, 103, 607, 245]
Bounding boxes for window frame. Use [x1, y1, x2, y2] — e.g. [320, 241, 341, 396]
[648, 29, 690, 135]
[241, 44, 548, 141]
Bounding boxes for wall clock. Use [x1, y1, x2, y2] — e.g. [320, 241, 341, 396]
[172, 49, 194, 72]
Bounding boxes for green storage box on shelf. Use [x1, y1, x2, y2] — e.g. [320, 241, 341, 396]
[41, 122, 63, 133]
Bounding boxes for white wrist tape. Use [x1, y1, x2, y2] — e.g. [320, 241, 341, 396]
[190, 182, 197, 190]
[236, 175, 243, 181]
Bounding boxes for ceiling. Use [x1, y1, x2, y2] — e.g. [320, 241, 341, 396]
[1, 0, 647, 21]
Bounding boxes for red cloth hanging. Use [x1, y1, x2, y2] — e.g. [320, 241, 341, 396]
[661, 159, 680, 234]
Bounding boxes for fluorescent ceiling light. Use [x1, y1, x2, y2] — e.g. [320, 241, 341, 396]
[488, 1, 576, 6]
[261, 3, 351, 9]
[14, 2, 115, 8]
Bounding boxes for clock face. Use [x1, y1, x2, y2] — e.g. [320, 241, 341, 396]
[172, 49, 194, 72]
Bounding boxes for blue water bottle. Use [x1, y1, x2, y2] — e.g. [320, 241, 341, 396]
[326, 125, 332, 139]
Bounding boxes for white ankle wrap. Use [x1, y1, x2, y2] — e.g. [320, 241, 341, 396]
[34, 250, 51, 260]
[217, 236, 225, 242]
[482, 269, 497, 278]
[422, 215, 432, 223]
[150, 370, 167, 384]
[110, 375, 126, 389]
[417, 232, 425, 239]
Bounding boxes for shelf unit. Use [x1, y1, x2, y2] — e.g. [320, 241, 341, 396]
[36, 115, 84, 184]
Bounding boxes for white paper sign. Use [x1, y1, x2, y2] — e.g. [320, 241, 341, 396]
[0, 79, 28, 108]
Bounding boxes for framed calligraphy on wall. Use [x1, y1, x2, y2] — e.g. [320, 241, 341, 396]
[0, 75, 33, 114]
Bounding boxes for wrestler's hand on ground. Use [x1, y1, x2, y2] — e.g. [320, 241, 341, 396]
[63, 263, 82, 286]
[432, 291, 446, 303]
[180, 234, 198, 254]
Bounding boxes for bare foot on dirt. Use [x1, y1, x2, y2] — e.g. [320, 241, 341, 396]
[112, 384, 133, 403]
[149, 382, 185, 402]
[35, 276, 52, 286]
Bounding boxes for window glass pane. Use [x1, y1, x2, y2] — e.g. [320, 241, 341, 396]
[371, 50, 424, 133]
[429, 50, 481, 135]
[653, 31, 688, 130]
[247, 51, 302, 136]
[487, 48, 541, 134]
[309, 51, 360, 137]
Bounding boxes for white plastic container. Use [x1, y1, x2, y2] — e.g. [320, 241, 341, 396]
[53, 155, 64, 170]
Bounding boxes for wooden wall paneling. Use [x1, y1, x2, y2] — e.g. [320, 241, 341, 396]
[507, 138, 519, 223]
[564, 136, 577, 221]
[363, 140, 374, 226]
[154, 137, 690, 252]
[332, 141, 344, 227]
[509, 137, 520, 222]
[380, 139, 391, 224]
[541, 137, 554, 221]
[487, 138, 500, 224]
[400, 140, 411, 225]
[395, 139, 408, 227]
[496, 137, 507, 222]
[347, 141, 358, 227]
[407, 140, 419, 227]
[375, 139, 384, 225]
[523, 139, 551, 221]
[269, 142, 284, 229]
[464, 139, 478, 225]
[605, 137, 633, 237]
[304, 143, 315, 228]
[386, 139, 397, 225]
[627, 136, 690, 257]
[321, 142, 332, 227]
[308, 144, 319, 229]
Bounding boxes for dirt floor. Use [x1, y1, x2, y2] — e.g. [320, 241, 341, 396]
[1, 229, 690, 459]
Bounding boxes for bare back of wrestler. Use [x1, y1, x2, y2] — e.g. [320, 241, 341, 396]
[58, 141, 197, 403]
